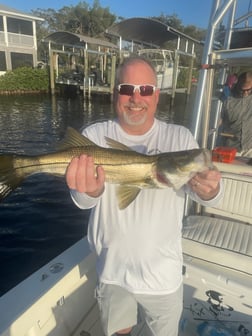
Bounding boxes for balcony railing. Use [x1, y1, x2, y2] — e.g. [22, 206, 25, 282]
[0, 31, 34, 48]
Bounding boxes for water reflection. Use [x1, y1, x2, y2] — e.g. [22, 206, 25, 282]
[0, 91, 194, 296]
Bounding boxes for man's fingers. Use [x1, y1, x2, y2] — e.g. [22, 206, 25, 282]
[66, 154, 105, 197]
[66, 157, 79, 189]
[96, 165, 105, 185]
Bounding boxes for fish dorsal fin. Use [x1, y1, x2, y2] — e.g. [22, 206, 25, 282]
[105, 136, 134, 151]
[116, 185, 141, 210]
[57, 127, 97, 150]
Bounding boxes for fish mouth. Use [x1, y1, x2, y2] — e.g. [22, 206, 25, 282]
[156, 171, 172, 187]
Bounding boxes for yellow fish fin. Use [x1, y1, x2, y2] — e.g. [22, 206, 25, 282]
[116, 185, 141, 210]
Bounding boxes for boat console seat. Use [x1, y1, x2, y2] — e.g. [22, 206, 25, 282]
[182, 169, 252, 275]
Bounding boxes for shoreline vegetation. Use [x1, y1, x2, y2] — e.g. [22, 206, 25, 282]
[0, 90, 50, 95]
[0, 67, 50, 95]
[0, 66, 198, 95]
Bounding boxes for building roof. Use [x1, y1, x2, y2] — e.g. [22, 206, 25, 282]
[105, 17, 201, 48]
[44, 31, 118, 49]
[0, 4, 44, 21]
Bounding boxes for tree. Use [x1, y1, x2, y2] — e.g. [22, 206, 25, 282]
[32, 1, 117, 61]
[32, 0, 116, 37]
[153, 13, 184, 31]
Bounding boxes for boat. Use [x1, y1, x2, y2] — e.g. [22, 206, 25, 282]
[1, 1, 252, 335]
[138, 49, 175, 90]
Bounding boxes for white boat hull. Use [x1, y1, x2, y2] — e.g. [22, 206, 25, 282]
[157, 68, 174, 89]
[0, 238, 101, 336]
[1, 237, 251, 335]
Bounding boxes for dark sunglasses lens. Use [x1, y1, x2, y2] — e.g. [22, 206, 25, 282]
[118, 84, 155, 96]
[119, 85, 134, 95]
[241, 88, 252, 93]
[140, 85, 154, 96]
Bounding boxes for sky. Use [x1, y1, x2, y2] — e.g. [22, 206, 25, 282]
[0, 0, 219, 29]
[3, 0, 252, 29]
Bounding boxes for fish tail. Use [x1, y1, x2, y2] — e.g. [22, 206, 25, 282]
[0, 154, 25, 201]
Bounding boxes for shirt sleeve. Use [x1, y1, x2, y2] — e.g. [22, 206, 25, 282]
[184, 178, 224, 207]
[69, 189, 102, 209]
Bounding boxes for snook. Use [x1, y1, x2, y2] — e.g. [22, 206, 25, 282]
[0, 127, 214, 209]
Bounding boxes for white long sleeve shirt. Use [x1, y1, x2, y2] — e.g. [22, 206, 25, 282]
[71, 119, 222, 294]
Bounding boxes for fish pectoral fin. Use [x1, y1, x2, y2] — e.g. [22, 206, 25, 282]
[116, 185, 141, 210]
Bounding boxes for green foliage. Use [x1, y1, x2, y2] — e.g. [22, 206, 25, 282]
[177, 67, 199, 88]
[177, 68, 188, 88]
[32, 0, 116, 36]
[33, 1, 117, 60]
[0, 67, 50, 92]
[154, 14, 184, 31]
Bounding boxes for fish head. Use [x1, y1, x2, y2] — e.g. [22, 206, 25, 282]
[156, 148, 214, 190]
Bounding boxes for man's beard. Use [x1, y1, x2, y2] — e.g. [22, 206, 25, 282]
[122, 105, 148, 126]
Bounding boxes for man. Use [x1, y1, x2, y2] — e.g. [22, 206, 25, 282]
[221, 71, 252, 157]
[221, 73, 237, 101]
[66, 57, 222, 336]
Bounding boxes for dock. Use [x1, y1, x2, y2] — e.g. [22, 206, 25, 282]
[43, 19, 201, 100]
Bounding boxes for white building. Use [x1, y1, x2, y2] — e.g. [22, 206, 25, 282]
[0, 4, 44, 74]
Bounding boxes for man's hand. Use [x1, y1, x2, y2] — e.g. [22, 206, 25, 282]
[66, 154, 105, 198]
[188, 168, 221, 200]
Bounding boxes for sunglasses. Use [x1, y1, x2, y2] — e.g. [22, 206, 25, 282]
[240, 87, 252, 93]
[117, 83, 156, 96]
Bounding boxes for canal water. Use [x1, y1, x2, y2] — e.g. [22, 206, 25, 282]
[0, 90, 195, 296]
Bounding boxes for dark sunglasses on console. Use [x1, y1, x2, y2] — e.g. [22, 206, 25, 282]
[117, 83, 156, 96]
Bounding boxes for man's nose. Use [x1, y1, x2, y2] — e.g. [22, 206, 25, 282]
[129, 89, 142, 100]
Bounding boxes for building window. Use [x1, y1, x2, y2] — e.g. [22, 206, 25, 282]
[11, 52, 33, 69]
[0, 16, 3, 31]
[7, 17, 33, 35]
[0, 51, 6, 70]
